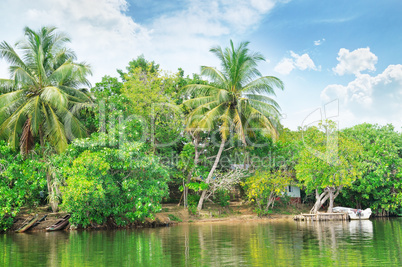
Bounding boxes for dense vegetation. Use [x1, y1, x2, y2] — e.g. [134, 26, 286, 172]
[0, 26, 401, 231]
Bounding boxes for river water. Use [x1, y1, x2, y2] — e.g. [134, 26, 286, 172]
[1, 218, 401, 266]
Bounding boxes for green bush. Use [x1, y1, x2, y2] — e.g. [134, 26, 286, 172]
[60, 137, 170, 228]
[0, 142, 47, 231]
[213, 189, 230, 207]
[187, 194, 200, 207]
[242, 170, 292, 217]
[187, 194, 200, 215]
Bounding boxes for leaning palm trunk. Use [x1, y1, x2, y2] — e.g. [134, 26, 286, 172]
[197, 138, 226, 211]
[184, 40, 283, 211]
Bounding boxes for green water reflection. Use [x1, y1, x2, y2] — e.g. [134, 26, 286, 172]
[1, 219, 402, 266]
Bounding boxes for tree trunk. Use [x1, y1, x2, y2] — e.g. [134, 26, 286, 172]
[327, 186, 342, 213]
[39, 127, 44, 153]
[311, 189, 329, 214]
[265, 191, 275, 212]
[184, 136, 200, 208]
[47, 172, 58, 213]
[197, 138, 225, 211]
[184, 173, 190, 208]
[327, 188, 335, 213]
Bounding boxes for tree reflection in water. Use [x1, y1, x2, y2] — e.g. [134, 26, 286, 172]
[1, 219, 402, 266]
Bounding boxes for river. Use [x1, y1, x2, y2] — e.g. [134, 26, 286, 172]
[1, 218, 402, 266]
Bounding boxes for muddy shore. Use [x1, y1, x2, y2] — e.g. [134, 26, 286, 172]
[9, 202, 303, 232]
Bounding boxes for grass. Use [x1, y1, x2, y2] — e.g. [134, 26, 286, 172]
[168, 214, 182, 222]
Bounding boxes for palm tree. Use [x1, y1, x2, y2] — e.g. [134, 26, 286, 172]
[184, 40, 284, 210]
[0, 26, 92, 154]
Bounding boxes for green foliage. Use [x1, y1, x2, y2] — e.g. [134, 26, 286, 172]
[183, 40, 284, 142]
[296, 122, 363, 193]
[178, 143, 195, 172]
[183, 40, 284, 211]
[187, 194, 200, 207]
[168, 214, 182, 222]
[242, 169, 292, 216]
[0, 141, 47, 231]
[0, 26, 92, 153]
[339, 124, 402, 213]
[186, 194, 200, 215]
[213, 189, 231, 207]
[122, 66, 184, 155]
[60, 135, 170, 228]
[118, 54, 160, 80]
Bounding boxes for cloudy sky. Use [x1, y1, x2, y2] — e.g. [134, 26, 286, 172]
[1, 0, 401, 130]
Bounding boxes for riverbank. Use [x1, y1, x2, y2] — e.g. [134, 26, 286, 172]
[9, 201, 309, 232]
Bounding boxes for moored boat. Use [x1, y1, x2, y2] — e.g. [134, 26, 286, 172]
[333, 207, 372, 220]
[15, 214, 39, 233]
[33, 214, 48, 227]
[46, 214, 71, 231]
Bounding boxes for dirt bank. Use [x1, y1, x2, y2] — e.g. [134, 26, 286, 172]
[9, 201, 307, 232]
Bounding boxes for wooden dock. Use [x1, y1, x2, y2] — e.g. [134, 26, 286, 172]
[294, 213, 349, 221]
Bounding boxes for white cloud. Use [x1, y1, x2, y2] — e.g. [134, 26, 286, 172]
[274, 51, 317, 75]
[314, 38, 325, 46]
[333, 47, 378, 76]
[0, 0, 151, 84]
[321, 64, 402, 129]
[274, 58, 295, 75]
[0, 0, 283, 84]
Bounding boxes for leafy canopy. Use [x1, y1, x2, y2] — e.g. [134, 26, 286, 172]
[184, 40, 283, 143]
[0, 26, 92, 153]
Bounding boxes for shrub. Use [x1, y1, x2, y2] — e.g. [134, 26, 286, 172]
[60, 138, 170, 228]
[0, 142, 47, 231]
[242, 170, 292, 216]
[213, 189, 230, 207]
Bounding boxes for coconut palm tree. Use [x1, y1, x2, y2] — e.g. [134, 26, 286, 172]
[0, 26, 92, 153]
[184, 40, 284, 210]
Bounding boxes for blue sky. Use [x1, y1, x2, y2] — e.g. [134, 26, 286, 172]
[1, 0, 401, 130]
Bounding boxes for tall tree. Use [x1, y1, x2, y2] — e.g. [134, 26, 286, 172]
[340, 124, 402, 215]
[184, 40, 284, 210]
[296, 121, 363, 213]
[0, 26, 92, 153]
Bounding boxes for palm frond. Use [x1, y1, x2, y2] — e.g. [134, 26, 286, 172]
[182, 95, 216, 108]
[183, 83, 224, 97]
[0, 41, 31, 75]
[9, 66, 38, 86]
[0, 101, 31, 149]
[233, 109, 246, 144]
[0, 78, 16, 93]
[41, 86, 68, 108]
[242, 76, 284, 95]
[59, 85, 94, 103]
[0, 90, 25, 108]
[200, 66, 227, 85]
[43, 105, 68, 153]
[244, 97, 281, 116]
[58, 105, 88, 140]
[242, 94, 281, 110]
[30, 95, 41, 135]
[219, 105, 231, 141]
[244, 106, 281, 140]
[197, 102, 227, 131]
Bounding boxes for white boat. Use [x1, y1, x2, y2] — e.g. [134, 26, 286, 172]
[332, 207, 372, 220]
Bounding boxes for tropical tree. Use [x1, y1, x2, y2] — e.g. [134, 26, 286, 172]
[340, 124, 402, 215]
[0, 26, 92, 153]
[243, 169, 293, 216]
[184, 40, 284, 210]
[296, 121, 363, 213]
